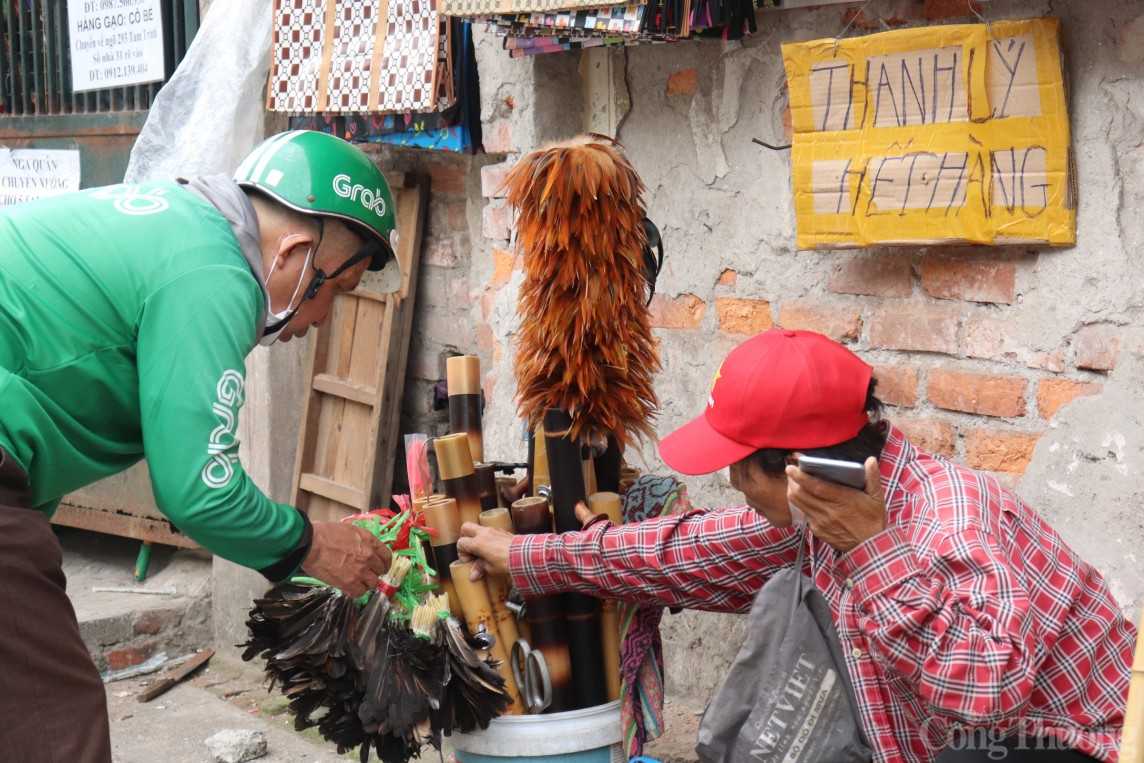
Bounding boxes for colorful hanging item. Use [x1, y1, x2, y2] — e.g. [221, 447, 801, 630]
[268, 0, 447, 114]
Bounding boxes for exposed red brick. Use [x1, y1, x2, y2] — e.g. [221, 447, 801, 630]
[447, 201, 468, 232]
[1119, 15, 1144, 63]
[1037, 378, 1104, 420]
[107, 641, 159, 672]
[449, 278, 473, 307]
[483, 371, 497, 405]
[922, 0, 982, 21]
[423, 238, 457, 268]
[828, 254, 913, 298]
[963, 428, 1039, 474]
[927, 369, 1027, 418]
[426, 160, 468, 195]
[481, 290, 495, 322]
[842, 6, 880, 29]
[777, 301, 862, 341]
[481, 202, 511, 241]
[715, 297, 773, 335]
[717, 269, 738, 287]
[650, 294, 707, 330]
[667, 68, 697, 96]
[868, 306, 960, 355]
[872, 364, 918, 408]
[964, 315, 1066, 372]
[1075, 324, 1122, 371]
[483, 119, 514, 154]
[919, 255, 1016, 304]
[895, 418, 956, 458]
[133, 611, 168, 636]
[781, 105, 793, 141]
[490, 248, 515, 287]
[480, 161, 514, 199]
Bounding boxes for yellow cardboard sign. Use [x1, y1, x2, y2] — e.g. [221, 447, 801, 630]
[782, 18, 1074, 249]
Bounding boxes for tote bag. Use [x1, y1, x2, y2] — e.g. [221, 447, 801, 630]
[696, 541, 873, 763]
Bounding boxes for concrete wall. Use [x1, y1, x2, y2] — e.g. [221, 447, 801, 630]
[218, 0, 1144, 707]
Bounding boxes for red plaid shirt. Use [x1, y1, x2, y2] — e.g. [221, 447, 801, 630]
[509, 426, 1135, 763]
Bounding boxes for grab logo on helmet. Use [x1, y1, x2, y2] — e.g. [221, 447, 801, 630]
[332, 174, 387, 218]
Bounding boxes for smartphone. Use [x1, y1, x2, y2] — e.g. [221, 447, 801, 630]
[796, 456, 867, 490]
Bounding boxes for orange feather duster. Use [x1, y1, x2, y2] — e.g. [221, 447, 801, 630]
[505, 134, 661, 450]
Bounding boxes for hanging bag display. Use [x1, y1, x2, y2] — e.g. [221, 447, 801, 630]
[696, 538, 873, 763]
[268, 0, 447, 115]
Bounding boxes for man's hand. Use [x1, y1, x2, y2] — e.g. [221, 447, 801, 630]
[456, 522, 514, 581]
[456, 501, 599, 581]
[785, 456, 886, 553]
[301, 522, 392, 597]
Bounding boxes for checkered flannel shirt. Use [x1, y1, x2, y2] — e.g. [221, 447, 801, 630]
[508, 426, 1136, 763]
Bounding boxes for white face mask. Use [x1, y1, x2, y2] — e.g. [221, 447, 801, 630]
[259, 245, 314, 347]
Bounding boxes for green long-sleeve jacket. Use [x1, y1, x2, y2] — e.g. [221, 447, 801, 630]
[0, 179, 309, 579]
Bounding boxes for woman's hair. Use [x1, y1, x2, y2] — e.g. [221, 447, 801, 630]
[748, 377, 888, 476]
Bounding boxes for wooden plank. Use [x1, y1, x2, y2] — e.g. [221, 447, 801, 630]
[52, 504, 201, 549]
[292, 174, 427, 522]
[312, 373, 377, 405]
[136, 649, 214, 703]
[298, 473, 367, 509]
[370, 178, 430, 507]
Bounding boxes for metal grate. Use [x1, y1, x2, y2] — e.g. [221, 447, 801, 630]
[0, 0, 199, 116]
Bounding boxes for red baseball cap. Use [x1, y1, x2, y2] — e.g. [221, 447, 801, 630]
[659, 329, 873, 475]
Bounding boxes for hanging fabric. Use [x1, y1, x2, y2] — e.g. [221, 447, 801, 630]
[268, 0, 447, 115]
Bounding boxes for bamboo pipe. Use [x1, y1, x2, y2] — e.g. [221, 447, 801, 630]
[478, 508, 521, 649]
[531, 425, 550, 498]
[447, 355, 483, 463]
[589, 491, 624, 701]
[618, 465, 641, 494]
[474, 462, 499, 511]
[510, 495, 574, 713]
[495, 476, 516, 508]
[434, 433, 483, 526]
[543, 408, 608, 710]
[423, 497, 463, 617]
[451, 559, 523, 714]
[593, 435, 623, 494]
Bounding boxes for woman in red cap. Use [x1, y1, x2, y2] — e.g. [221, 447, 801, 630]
[458, 328, 1135, 763]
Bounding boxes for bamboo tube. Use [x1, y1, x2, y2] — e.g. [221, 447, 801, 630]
[474, 463, 499, 511]
[531, 425, 550, 497]
[434, 433, 483, 526]
[594, 435, 623, 494]
[451, 559, 523, 714]
[510, 496, 574, 713]
[423, 497, 463, 617]
[447, 355, 484, 463]
[582, 449, 598, 498]
[543, 408, 608, 710]
[589, 491, 624, 701]
[495, 476, 516, 508]
[478, 508, 521, 648]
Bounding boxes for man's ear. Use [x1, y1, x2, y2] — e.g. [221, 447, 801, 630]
[274, 231, 317, 266]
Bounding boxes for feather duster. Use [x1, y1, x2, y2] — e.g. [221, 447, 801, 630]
[505, 133, 661, 450]
[415, 594, 513, 734]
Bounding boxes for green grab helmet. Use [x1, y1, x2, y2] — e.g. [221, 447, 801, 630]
[233, 130, 402, 293]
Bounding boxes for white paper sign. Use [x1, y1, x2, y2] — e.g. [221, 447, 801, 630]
[0, 149, 82, 206]
[68, 0, 165, 92]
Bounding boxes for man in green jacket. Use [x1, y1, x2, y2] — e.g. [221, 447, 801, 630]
[0, 130, 399, 762]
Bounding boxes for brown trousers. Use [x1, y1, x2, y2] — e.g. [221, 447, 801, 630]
[0, 447, 112, 763]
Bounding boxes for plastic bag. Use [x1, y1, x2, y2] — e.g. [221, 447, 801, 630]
[124, 0, 272, 182]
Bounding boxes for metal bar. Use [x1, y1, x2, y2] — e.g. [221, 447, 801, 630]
[29, 0, 41, 113]
[59, 0, 75, 114]
[0, 5, 9, 115]
[41, 1, 55, 114]
[182, 0, 197, 56]
[17, 0, 29, 113]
